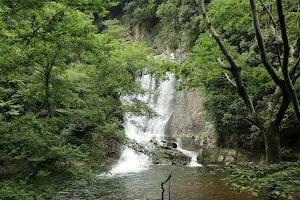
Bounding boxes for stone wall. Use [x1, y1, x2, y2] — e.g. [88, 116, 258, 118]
[200, 148, 265, 165]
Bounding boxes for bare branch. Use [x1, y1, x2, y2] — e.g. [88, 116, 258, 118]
[259, 0, 277, 28]
[245, 117, 260, 127]
[277, 0, 300, 123]
[259, 0, 284, 66]
[21, 26, 42, 51]
[224, 73, 237, 87]
[161, 174, 171, 200]
[268, 86, 282, 118]
[250, 0, 284, 90]
[277, 0, 290, 76]
[200, 8, 237, 72]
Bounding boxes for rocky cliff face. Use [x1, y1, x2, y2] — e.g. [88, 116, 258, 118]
[165, 88, 217, 151]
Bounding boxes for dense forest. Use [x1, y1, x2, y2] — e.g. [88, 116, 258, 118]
[1, 0, 300, 199]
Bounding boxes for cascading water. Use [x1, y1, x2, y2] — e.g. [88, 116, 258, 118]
[177, 139, 202, 167]
[110, 72, 176, 174]
[124, 72, 175, 144]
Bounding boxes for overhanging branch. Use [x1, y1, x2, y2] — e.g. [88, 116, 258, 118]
[200, 0, 255, 115]
[259, 0, 283, 67]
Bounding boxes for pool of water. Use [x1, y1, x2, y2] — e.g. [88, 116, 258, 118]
[54, 165, 259, 200]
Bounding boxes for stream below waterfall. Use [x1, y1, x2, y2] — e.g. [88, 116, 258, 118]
[54, 63, 259, 200]
[54, 165, 259, 200]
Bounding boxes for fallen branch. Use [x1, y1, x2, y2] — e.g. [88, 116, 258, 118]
[161, 174, 172, 200]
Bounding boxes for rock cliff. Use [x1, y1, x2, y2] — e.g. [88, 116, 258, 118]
[166, 88, 217, 151]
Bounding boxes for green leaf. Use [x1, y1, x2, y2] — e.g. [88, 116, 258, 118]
[251, 192, 258, 197]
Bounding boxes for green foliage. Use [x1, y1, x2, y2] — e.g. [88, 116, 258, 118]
[121, 0, 201, 50]
[0, 0, 165, 198]
[208, 0, 254, 52]
[223, 161, 300, 199]
[0, 114, 93, 181]
[155, 0, 181, 50]
[0, 180, 57, 200]
[123, 0, 160, 29]
[155, 0, 201, 50]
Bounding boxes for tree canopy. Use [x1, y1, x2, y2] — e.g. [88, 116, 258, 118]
[0, 1, 163, 199]
[1, 0, 300, 199]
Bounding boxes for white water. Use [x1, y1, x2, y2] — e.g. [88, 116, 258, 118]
[177, 139, 202, 167]
[110, 72, 176, 174]
[124, 73, 176, 144]
[110, 148, 150, 174]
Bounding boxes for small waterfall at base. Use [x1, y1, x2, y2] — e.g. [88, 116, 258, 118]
[177, 139, 202, 167]
[110, 72, 176, 174]
[109, 148, 150, 174]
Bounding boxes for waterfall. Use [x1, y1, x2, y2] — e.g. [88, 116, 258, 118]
[125, 72, 175, 144]
[110, 72, 176, 174]
[110, 53, 202, 175]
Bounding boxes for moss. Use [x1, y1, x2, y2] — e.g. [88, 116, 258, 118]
[150, 149, 171, 164]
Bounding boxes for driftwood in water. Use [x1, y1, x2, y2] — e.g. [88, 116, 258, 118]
[161, 174, 171, 200]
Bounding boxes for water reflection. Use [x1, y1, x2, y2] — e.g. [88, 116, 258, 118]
[55, 165, 260, 200]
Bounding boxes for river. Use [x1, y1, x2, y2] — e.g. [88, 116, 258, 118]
[55, 165, 258, 200]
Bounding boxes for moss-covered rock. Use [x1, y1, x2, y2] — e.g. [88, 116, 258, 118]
[150, 148, 190, 165]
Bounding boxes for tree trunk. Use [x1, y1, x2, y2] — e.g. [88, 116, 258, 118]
[43, 52, 57, 118]
[263, 122, 281, 164]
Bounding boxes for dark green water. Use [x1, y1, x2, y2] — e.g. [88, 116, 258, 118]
[55, 165, 258, 200]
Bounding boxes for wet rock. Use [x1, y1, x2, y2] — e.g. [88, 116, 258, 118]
[125, 139, 151, 156]
[172, 142, 177, 148]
